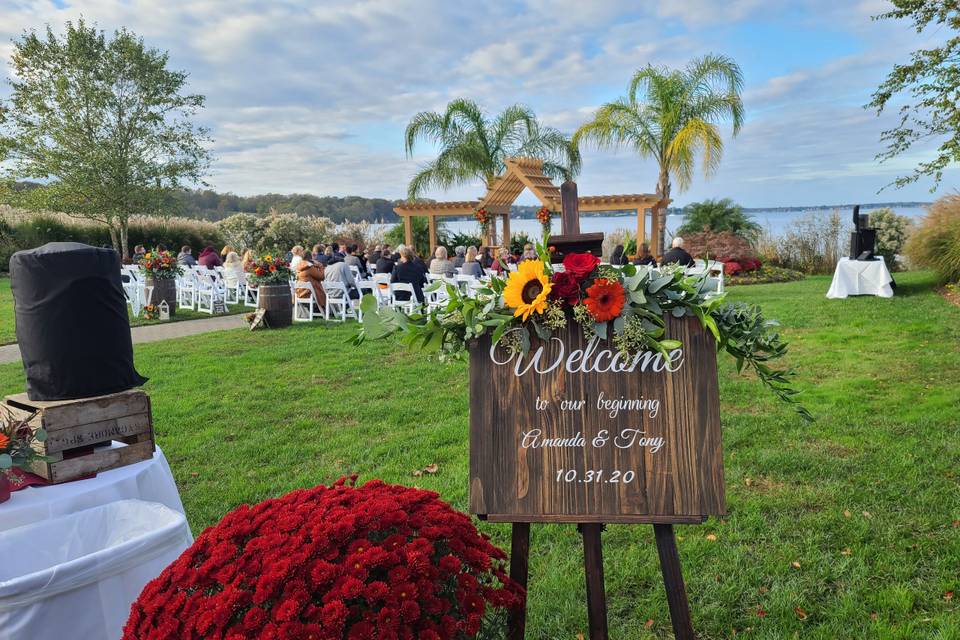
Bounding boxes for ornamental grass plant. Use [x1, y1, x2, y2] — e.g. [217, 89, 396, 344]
[905, 194, 960, 284]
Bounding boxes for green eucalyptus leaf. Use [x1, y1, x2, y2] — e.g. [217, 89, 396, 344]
[0, 454, 11, 469]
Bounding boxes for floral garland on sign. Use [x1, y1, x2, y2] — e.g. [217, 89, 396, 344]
[535, 206, 552, 237]
[355, 237, 811, 421]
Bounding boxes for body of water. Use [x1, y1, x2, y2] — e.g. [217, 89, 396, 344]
[399, 206, 928, 244]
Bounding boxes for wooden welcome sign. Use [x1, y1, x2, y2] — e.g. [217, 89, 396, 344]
[469, 316, 723, 639]
[470, 315, 724, 524]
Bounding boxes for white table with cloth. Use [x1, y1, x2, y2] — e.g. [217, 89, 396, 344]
[826, 257, 894, 299]
[0, 447, 192, 640]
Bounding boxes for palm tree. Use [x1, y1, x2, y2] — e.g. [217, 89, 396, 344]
[573, 54, 744, 252]
[404, 99, 580, 200]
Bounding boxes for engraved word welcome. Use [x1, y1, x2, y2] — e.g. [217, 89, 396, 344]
[490, 335, 684, 377]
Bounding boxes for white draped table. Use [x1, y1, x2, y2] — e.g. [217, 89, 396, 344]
[0, 446, 187, 532]
[826, 257, 894, 299]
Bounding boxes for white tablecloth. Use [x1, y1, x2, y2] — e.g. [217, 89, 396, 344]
[826, 257, 894, 299]
[0, 446, 187, 533]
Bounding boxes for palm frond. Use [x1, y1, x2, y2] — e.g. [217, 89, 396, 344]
[682, 54, 744, 135]
[666, 118, 723, 190]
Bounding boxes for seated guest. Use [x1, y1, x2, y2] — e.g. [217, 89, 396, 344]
[343, 244, 366, 277]
[368, 245, 382, 265]
[660, 237, 694, 267]
[324, 259, 360, 299]
[610, 244, 626, 266]
[289, 244, 307, 272]
[156, 243, 168, 253]
[317, 246, 334, 265]
[489, 247, 514, 275]
[198, 246, 222, 268]
[241, 249, 256, 272]
[132, 245, 147, 263]
[375, 250, 396, 275]
[311, 244, 325, 262]
[451, 246, 466, 269]
[520, 243, 537, 262]
[223, 251, 245, 290]
[480, 247, 494, 269]
[177, 245, 197, 267]
[429, 246, 456, 278]
[331, 242, 345, 260]
[392, 246, 428, 303]
[632, 243, 656, 266]
[291, 246, 326, 307]
[220, 244, 236, 260]
[460, 246, 484, 277]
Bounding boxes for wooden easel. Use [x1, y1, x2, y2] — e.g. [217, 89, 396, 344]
[505, 521, 695, 640]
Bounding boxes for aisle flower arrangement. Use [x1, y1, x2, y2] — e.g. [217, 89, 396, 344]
[355, 238, 811, 420]
[141, 249, 183, 279]
[124, 478, 523, 640]
[246, 254, 291, 285]
[0, 407, 50, 502]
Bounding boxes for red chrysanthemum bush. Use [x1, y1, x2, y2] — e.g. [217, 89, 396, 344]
[123, 478, 524, 640]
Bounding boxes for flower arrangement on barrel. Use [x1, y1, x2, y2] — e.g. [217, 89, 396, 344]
[124, 478, 523, 639]
[246, 254, 292, 285]
[0, 406, 50, 503]
[141, 249, 183, 280]
[355, 238, 811, 421]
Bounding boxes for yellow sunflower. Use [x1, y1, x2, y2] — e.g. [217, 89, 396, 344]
[503, 259, 552, 321]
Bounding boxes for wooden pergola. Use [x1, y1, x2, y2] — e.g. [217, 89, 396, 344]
[394, 157, 670, 254]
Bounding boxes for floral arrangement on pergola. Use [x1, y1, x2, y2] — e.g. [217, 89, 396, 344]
[393, 157, 669, 253]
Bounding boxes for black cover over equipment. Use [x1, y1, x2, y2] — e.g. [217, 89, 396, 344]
[10, 242, 147, 400]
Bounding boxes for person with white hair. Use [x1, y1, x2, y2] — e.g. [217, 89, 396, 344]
[660, 236, 694, 267]
[451, 245, 466, 269]
[429, 246, 456, 277]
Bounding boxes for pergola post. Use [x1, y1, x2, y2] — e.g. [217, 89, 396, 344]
[637, 208, 646, 254]
[428, 215, 437, 256]
[502, 213, 511, 248]
[403, 215, 413, 248]
[650, 206, 661, 257]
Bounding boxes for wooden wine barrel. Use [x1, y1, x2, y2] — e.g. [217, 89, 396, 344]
[147, 277, 177, 316]
[258, 283, 292, 328]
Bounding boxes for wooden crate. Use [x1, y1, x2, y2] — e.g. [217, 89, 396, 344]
[3, 389, 155, 483]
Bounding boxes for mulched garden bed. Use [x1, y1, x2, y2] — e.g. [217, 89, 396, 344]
[727, 266, 805, 286]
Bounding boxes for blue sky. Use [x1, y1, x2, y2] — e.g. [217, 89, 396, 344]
[1, 0, 957, 207]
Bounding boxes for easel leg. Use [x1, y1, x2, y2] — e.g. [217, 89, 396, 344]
[653, 524, 695, 640]
[581, 523, 609, 640]
[508, 523, 530, 640]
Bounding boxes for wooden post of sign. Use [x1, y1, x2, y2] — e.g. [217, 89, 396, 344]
[508, 523, 530, 640]
[560, 181, 580, 234]
[581, 524, 609, 640]
[654, 524, 696, 639]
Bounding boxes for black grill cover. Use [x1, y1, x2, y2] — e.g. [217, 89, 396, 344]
[10, 242, 147, 400]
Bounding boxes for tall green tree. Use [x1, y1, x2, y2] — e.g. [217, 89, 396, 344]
[677, 198, 760, 239]
[573, 54, 744, 251]
[868, 2, 960, 189]
[404, 98, 580, 200]
[0, 20, 211, 257]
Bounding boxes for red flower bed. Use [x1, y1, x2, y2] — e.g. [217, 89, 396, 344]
[718, 256, 762, 276]
[123, 478, 523, 640]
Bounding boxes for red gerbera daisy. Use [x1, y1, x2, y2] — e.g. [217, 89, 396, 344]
[583, 278, 626, 322]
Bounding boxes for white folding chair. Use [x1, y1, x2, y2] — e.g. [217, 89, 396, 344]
[349, 265, 361, 281]
[293, 282, 322, 322]
[177, 271, 197, 310]
[358, 280, 386, 309]
[195, 271, 226, 314]
[425, 281, 451, 312]
[322, 281, 359, 322]
[389, 282, 418, 315]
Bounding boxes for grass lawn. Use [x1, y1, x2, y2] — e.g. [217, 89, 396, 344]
[0, 276, 247, 345]
[0, 272, 958, 638]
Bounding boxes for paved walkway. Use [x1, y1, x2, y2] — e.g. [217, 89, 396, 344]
[0, 314, 248, 365]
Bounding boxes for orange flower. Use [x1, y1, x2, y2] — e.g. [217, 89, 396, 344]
[0, 433, 8, 450]
[584, 278, 625, 322]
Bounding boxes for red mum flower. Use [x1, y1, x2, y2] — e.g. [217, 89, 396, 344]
[584, 278, 626, 322]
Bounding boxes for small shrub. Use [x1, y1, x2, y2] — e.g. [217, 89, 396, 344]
[677, 198, 760, 240]
[447, 231, 483, 252]
[905, 194, 960, 284]
[728, 266, 805, 285]
[870, 208, 912, 271]
[765, 210, 846, 275]
[384, 217, 447, 257]
[682, 230, 756, 261]
[216, 213, 261, 252]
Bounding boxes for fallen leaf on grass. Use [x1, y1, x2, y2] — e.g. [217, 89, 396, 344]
[862, 511, 872, 519]
[756, 608, 768, 618]
[791, 561, 802, 569]
[945, 591, 954, 601]
[843, 510, 852, 518]
[870, 612, 878, 621]
[412, 463, 440, 477]
[794, 606, 808, 620]
[841, 548, 852, 556]
[577, 634, 585, 640]
[759, 586, 769, 594]
[645, 619, 654, 629]
[744, 477, 753, 487]
[952, 520, 959, 528]
[706, 534, 717, 542]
